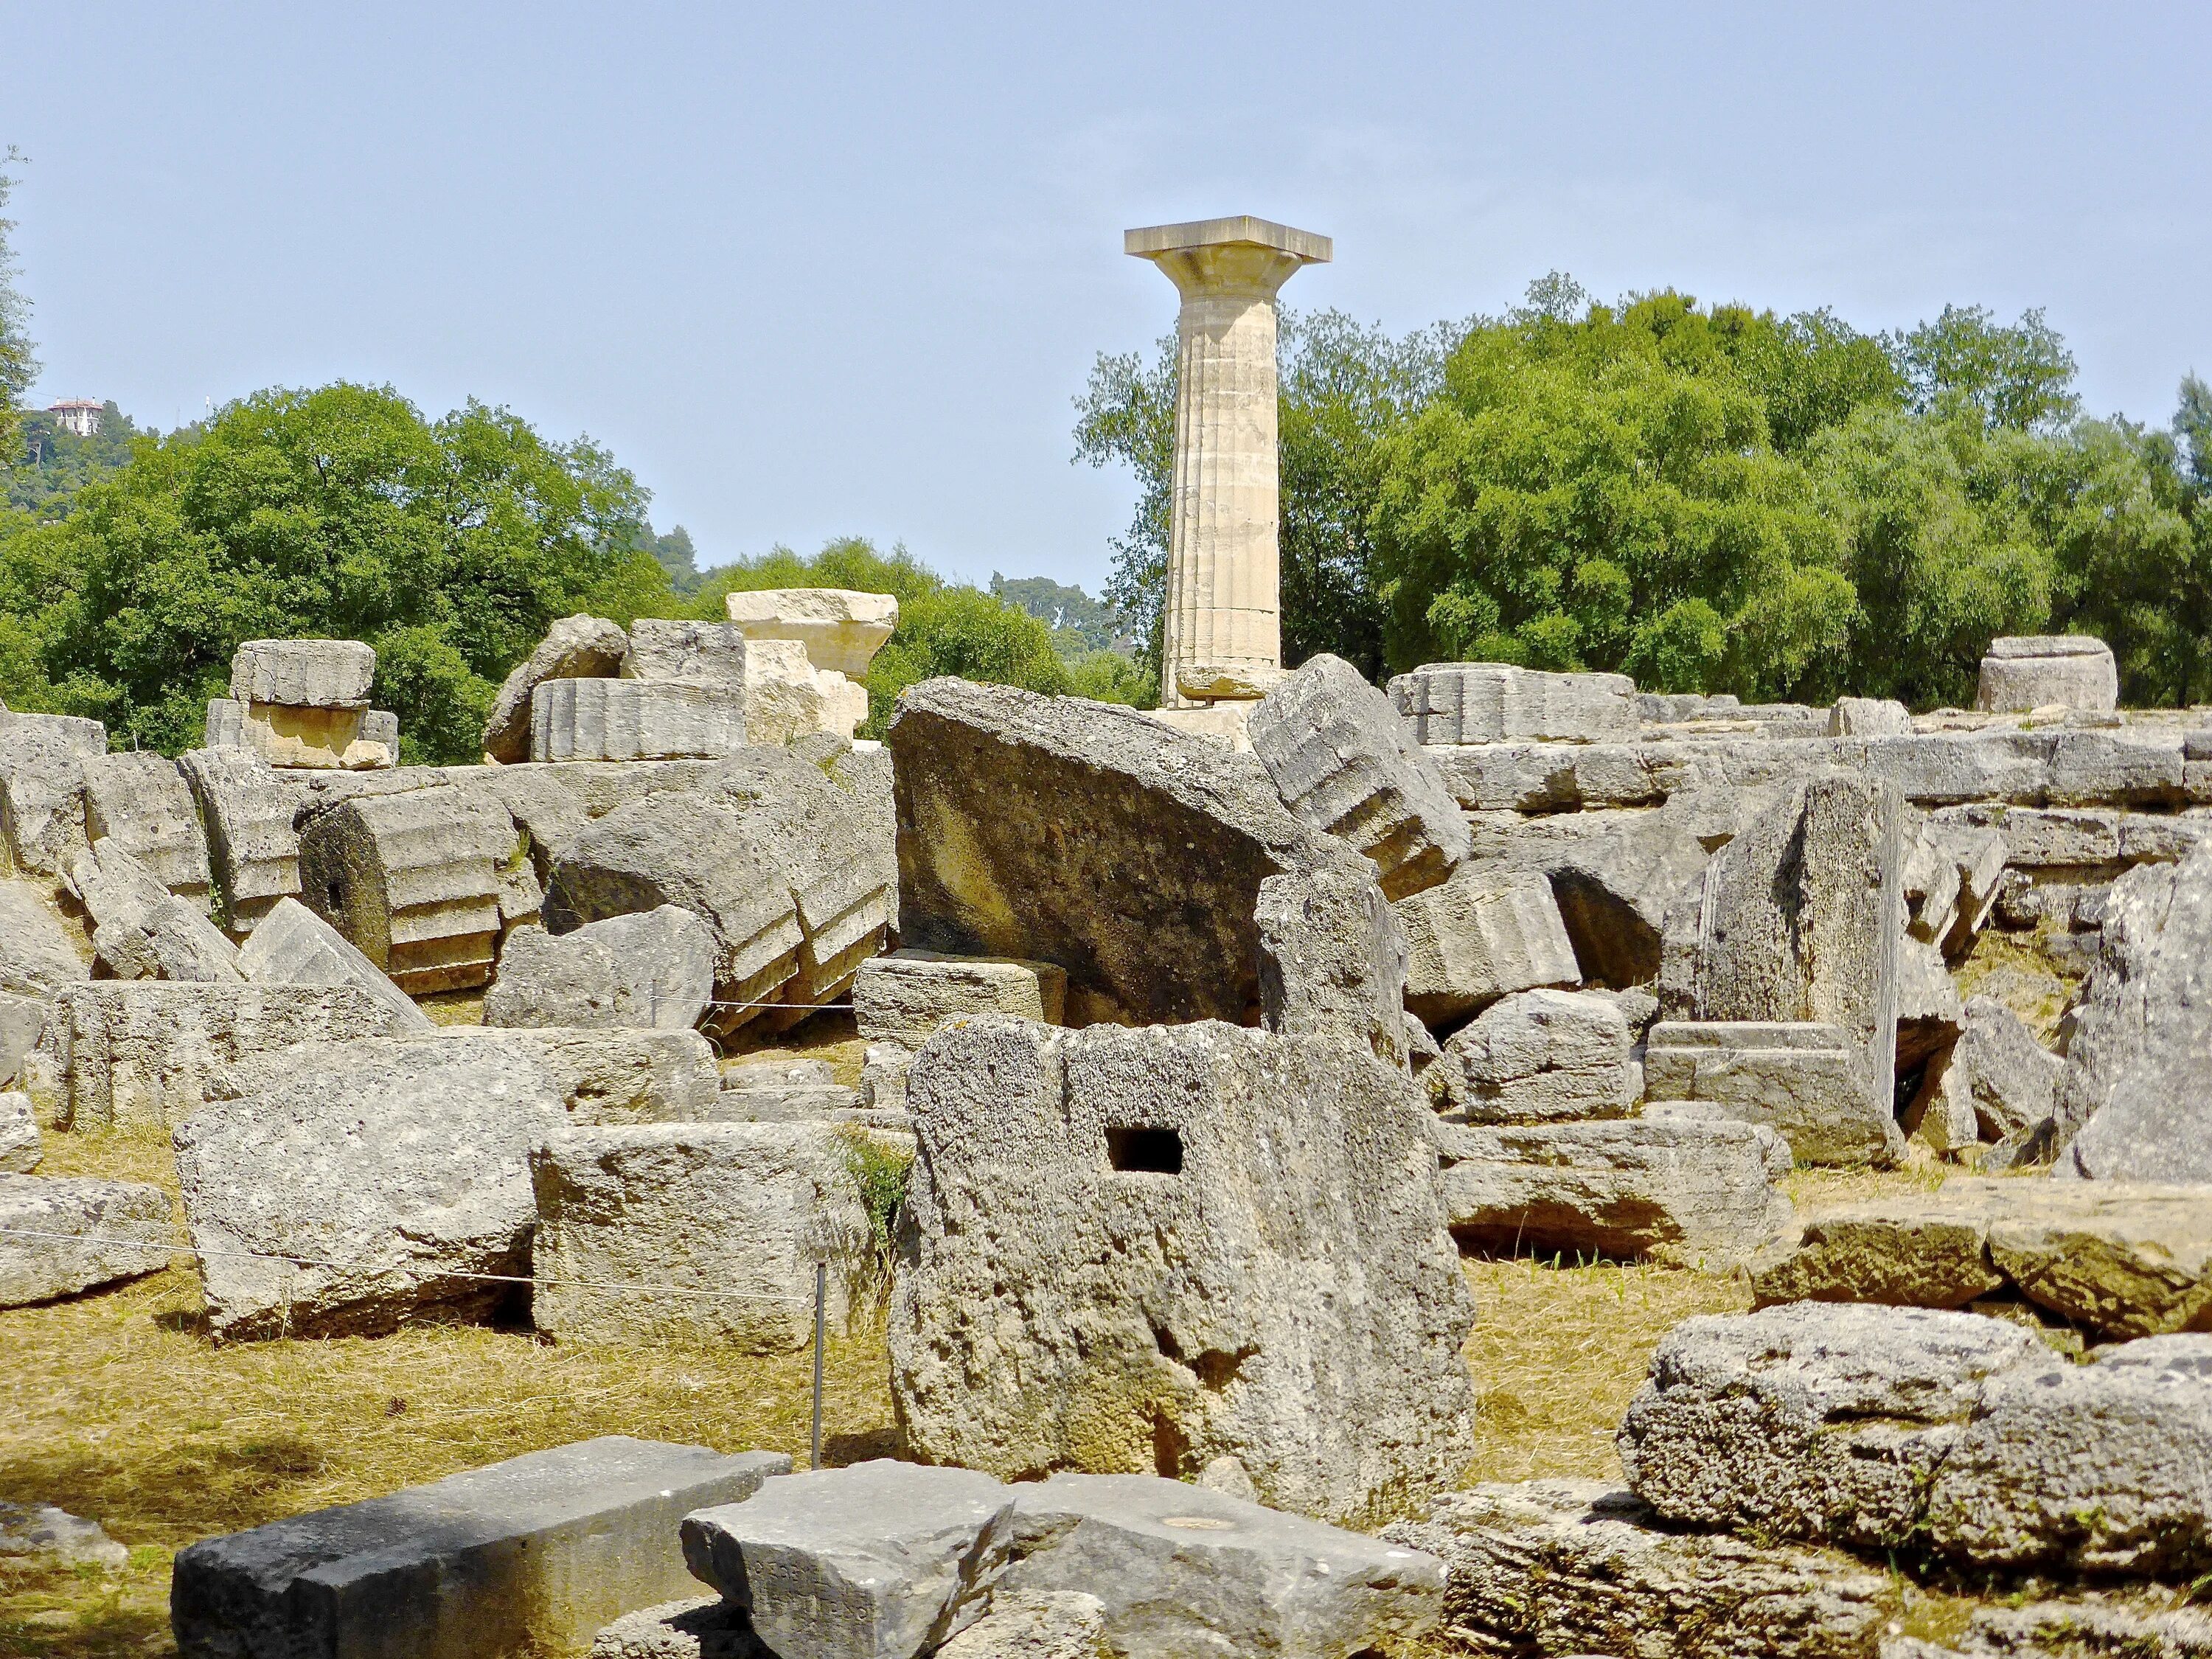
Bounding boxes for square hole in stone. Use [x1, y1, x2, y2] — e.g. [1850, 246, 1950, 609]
[1105, 1126, 1183, 1175]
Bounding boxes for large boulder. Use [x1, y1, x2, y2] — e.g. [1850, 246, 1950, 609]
[1975, 634, 2118, 714]
[888, 1017, 1475, 1528]
[888, 679, 1377, 1029]
[80, 750, 214, 904]
[487, 907, 715, 1031]
[0, 712, 105, 875]
[1247, 653, 1470, 900]
[0, 1174, 173, 1308]
[178, 748, 302, 931]
[235, 896, 431, 1034]
[1434, 988, 1632, 1122]
[481, 613, 631, 764]
[1253, 861, 1412, 1069]
[2055, 841, 2212, 1179]
[174, 1028, 717, 1338]
[63, 839, 242, 983]
[0, 876, 91, 995]
[1393, 865, 1579, 1027]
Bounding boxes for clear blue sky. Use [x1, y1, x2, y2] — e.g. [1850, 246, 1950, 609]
[10, 4, 2211, 591]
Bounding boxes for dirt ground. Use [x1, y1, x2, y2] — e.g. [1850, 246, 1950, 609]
[0, 1124, 1940, 1659]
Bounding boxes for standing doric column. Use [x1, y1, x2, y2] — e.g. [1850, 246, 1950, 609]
[1126, 217, 1332, 708]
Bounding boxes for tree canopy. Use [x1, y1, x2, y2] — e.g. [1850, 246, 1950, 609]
[0, 151, 37, 456]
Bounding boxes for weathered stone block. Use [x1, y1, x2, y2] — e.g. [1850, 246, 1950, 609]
[1644, 1021, 1901, 1166]
[1975, 634, 2118, 714]
[178, 748, 302, 928]
[0, 877, 90, 995]
[1394, 865, 1579, 1026]
[299, 785, 510, 992]
[680, 1461, 1016, 1659]
[852, 950, 1067, 1048]
[482, 614, 632, 764]
[66, 840, 242, 983]
[229, 638, 377, 707]
[725, 588, 900, 678]
[0, 1091, 38, 1172]
[487, 908, 714, 1031]
[237, 700, 392, 770]
[1248, 653, 1470, 899]
[236, 896, 432, 1034]
[171, 1438, 787, 1659]
[530, 1122, 869, 1350]
[1254, 860, 1411, 1069]
[588, 1597, 765, 1659]
[1914, 995, 2059, 1151]
[80, 750, 212, 900]
[1436, 988, 1632, 1121]
[0, 711, 105, 875]
[623, 619, 749, 686]
[1436, 1114, 1792, 1268]
[889, 1018, 1475, 1528]
[533, 678, 753, 762]
[1388, 662, 1638, 746]
[1829, 696, 1912, 737]
[0, 1173, 173, 1307]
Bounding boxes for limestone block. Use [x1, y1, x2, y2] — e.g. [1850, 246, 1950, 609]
[64, 840, 242, 983]
[1913, 996, 2060, 1153]
[362, 709, 399, 751]
[1617, 1304, 2045, 1551]
[726, 588, 899, 678]
[1248, 653, 1471, 899]
[204, 697, 243, 750]
[889, 1017, 1475, 1528]
[0, 992, 49, 1093]
[711, 1062, 868, 1126]
[997, 1472, 1447, 1659]
[80, 750, 213, 901]
[1254, 860, 1411, 1070]
[487, 908, 714, 1032]
[234, 700, 391, 770]
[1644, 1021, 1901, 1166]
[1436, 988, 1633, 1122]
[588, 1597, 765, 1659]
[1659, 772, 1905, 1135]
[235, 896, 434, 1034]
[0, 1173, 173, 1307]
[530, 1122, 869, 1349]
[1379, 1480, 1901, 1659]
[1893, 935, 1962, 1079]
[860, 1043, 913, 1114]
[26, 982, 397, 1130]
[1829, 695, 1913, 737]
[736, 638, 869, 745]
[2054, 844, 2212, 1179]
[888, 678, 1367, 1029]
[1753, 1179, 2212, 1340]
[0, 877, 91, 995]
[532, 678, 753, 762]
[1975, 634, 2118, 714]
[1915, 1595, 2212, 1659]
[1142, 702, 1257, 751]
[1394, 866, 1579, 1027]
[1436, 1115, 1792, 1267]
[178, 748, 302, 928]
[0, 711, 105, 874]
[0, 1091, 38, 1172]
[1388, 662, 1639, 746]
[682, 1461, 1017, 1659]
[0, 1503, 128, 1569]
[229, 637, 377, 707]
[936, 1592, 1107, 1659]
[852, 949, 1066, 1048]
[299, 784, 509, 992]
[482, 613, 632, 763]
[623, 619, 748, 686]
[176, 1028, 717, 1338]
[171, 1438, 787, 1659]
[2046, 728, 2185, 804]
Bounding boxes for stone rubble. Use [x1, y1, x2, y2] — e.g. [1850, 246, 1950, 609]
[481, 613, 633, 764]
[486, 906, 716, 1031]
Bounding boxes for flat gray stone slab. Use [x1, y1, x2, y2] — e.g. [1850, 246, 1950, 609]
[0, 1174, 173, 1307]
[172, 1436, 787, 1659]
[681, 1460, 1016, 1659]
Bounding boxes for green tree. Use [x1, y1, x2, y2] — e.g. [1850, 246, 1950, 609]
[7, 403, 149, 518]
[1894, 305, 2080, 434]
[0, 150, 38, 456]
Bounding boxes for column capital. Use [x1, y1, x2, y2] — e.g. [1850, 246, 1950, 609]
[1124, 217, 1332, 300]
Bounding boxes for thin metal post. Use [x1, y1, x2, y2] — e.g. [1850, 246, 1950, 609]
[810, 1260, 827, 1469]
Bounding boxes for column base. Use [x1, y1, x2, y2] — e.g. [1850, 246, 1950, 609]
[1172, 662, 1287, 704]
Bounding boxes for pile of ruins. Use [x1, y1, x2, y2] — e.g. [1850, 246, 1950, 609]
[6, 218, 2212, 1658]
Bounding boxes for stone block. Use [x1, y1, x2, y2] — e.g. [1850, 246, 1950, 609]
[0, 1091, 38, 1172]
[737, 639, 870, 746]
[236, 896, 433, 1035]
[1394, 865, 1579, 1026]
[679, 1461, 1017, 1659]
[1829, 696, 1912, 737]
[178, 748, 302, 928]
[65, 840, 242, 983]
[1248, 653, 1470, 899]
[1436, 1115, 1792, 1268]
[1893, 935, 1961, 1082]
[1860, 728, 2056, 807]
[299, 785, 510, 992]
[1388, 661, 1638, 746]
[0, 1503, 128, 1569]
[0, 711, 105, 875]
[1975, 634, 2119, 714]
[1913, 995, 2059, 1152]
[1643, 1022, 1901, 1166]
[1660, 772, 1905, 1138]
[0, 992, 48, 1091]
[936, 1591, 1106, 1659]
[888, 678, 1368, 1029]
[852, 949, 1066, 1048]
[2046, 729, 2185, 804]
[487, 908, 714, 1031]
[997, 1472, 1446, 1659]
[24, 981, 399, 1131]
[725, 587, 900, 678]
[533, 678, 754, 762]
[0, 877, 90, 995]
[1379, 1479, 1900, 1659]
[623, 619, 749, 686]
[363, 709, 399, 751]
[0, 1173, 173, 1307]
[175, 1028, 717, 1338]
[229, 638, 378, 707]
[589, 1597, 767, 1659]
[1253, 860, 1411, 1069]
[80, 750, 213, 900]
[236, 700, 392, 770]
[889, 1018, 1475, 1528]
[171, 1437, 787, 1659]
[482, 614, 632, 764]
[529, 1121, 869, 1349]
[1436, 988, 1632, 1121]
